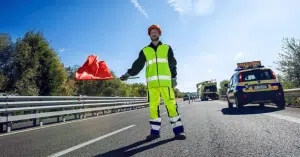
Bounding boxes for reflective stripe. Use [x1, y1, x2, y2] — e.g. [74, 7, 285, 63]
[146, 58, 168, 66]
[172, 121, 183, 128]
[170, 115, 181, 122]
[147, 76, 171, 82]
[151, 125, 161, 131]
[150, 118, 161, 122]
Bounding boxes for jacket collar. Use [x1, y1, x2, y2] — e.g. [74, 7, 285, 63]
[149, 41, 162, 49]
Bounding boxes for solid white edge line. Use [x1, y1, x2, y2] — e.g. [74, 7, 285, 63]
[216, 101, 300, 124]
[265, 113, 300, 124]
[47, 125, 136, 157]
[0, 108, 142, 137]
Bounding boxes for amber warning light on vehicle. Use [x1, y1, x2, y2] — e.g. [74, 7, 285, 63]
[235, 61, 264, 71]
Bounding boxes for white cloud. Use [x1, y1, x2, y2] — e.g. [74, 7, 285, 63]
[167, 0, 214, 15]
[59, 48, 65, 52]
[130, 0, 148, 18]
[167, 0, 192, 14]
[174, 0, 300, 92]
[55, 48, 65, 52]
[193, 0, 214, 15]
[234, 52, 243, 60]
[208, 68, 212, 73]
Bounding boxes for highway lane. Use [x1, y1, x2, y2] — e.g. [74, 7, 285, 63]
[1, 100, 300, 157]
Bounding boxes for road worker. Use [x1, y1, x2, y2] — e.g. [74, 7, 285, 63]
[120, 24, 186, 140]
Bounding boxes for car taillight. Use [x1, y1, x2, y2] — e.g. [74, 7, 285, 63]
[270, 70, 276, 79]
[239, 73, 243, 82]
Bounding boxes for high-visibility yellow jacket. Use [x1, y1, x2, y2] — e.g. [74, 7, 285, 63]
[127, 41, 177, 88]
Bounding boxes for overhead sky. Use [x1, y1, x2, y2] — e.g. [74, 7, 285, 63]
[2, 0, 300, 92]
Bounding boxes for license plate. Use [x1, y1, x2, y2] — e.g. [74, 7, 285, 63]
[253, 85, 268, 90]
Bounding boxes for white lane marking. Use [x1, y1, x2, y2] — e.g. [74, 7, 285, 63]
[179, 105, 184, 107]
[47, 125, 136, 157]
[265, 113, 300, 124]
[0, 109, 141, 137]
[215, 101, 227, 105]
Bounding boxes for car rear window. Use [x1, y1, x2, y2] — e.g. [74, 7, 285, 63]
[241, 69, 274, 82]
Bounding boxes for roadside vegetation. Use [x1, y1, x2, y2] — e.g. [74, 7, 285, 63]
[0, 31, 184, 97]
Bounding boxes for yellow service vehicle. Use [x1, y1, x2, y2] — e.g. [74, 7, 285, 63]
[224, 61, 286, 109]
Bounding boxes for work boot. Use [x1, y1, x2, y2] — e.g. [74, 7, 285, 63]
[175, 132, 186, 140]
[146, 134, 160, 141]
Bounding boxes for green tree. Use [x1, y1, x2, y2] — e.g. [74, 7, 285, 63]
[62, 65, 80, 96]
[101, 72, 122, 96]
[12, 37, 40, 95]
[219, 79, 229, 95]
[275, 38, 300, 88]
[119, 83, 131, 97]
[0, 33, 14, 92]
[130, 83, 147, 97]
[11, 31, 68, 96]
[174, 88, 183, 98]
[0, 73, 7, 92]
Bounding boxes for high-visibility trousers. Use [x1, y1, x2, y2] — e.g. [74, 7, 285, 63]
[148, 87, 184, 135]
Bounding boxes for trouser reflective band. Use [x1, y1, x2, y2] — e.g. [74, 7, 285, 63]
[170, 115, 184, 134]
[150, 118, 161, 135]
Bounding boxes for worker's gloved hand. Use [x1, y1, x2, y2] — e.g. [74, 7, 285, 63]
[172, 78, 177, 88]
[120, 73, 131, 81]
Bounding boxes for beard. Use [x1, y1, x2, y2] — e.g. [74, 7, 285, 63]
[150, 35, 159, 41]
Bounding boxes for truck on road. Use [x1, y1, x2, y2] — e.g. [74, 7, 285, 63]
[197, 79, 219, 101]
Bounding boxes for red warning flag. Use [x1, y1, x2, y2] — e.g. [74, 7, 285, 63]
[75, 55, 113, 80]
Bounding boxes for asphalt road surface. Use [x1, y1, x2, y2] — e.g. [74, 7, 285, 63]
[1, 100, 300, 157]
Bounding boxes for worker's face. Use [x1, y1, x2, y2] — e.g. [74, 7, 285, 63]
[150, 29, 160, 41]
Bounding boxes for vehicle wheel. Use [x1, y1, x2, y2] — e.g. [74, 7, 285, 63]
[275, 101, 285, 109]
[259, 103, 265, 107]
[228, 99, 233, 109]
[235, 97, 243, 109]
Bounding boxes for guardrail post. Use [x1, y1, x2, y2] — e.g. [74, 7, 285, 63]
[62, 109, 66, 122]
[0, 123, 3, 133]
[33, 110, 37, 126]
[40, 119, 43, 126]
[6, 122, 12, 133]
[38, 111, 43, 126]
[287, 95, 292, 105]
[6, 113, 12, 133]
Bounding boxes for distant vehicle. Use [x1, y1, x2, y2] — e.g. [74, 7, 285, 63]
[183, 94, 190, 101]
[197, 80, 219, 101]
[190, 95, 195, 101]
[224, 61, 285, 109]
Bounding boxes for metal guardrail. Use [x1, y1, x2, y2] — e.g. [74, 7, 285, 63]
[219, 88, 300, 101]
[0, 96, 156, 133]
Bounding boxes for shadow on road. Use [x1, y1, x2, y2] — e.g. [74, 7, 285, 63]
[221, 106, 281, 115]
[94, 138, 176, 157]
